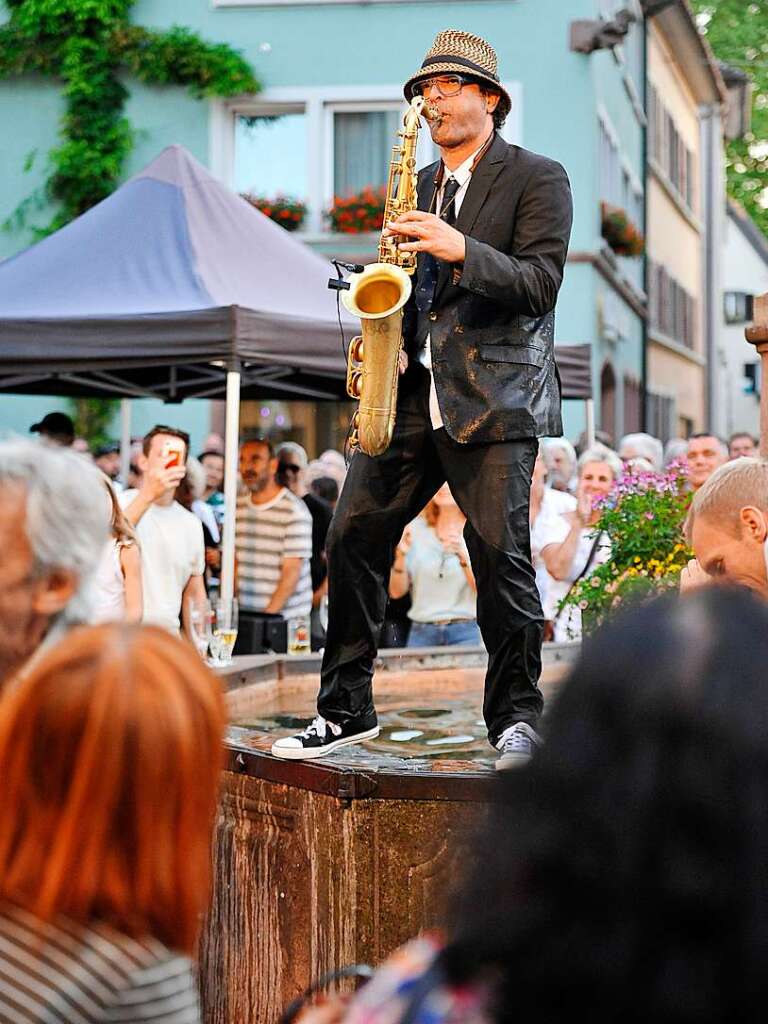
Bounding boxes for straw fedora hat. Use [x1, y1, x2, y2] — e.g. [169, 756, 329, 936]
[403, 29, 511, 121]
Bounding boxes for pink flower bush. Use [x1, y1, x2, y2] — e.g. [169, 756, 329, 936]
[561, 462, 692, 632]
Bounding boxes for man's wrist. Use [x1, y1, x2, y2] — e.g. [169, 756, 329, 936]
[137, 485, 158, 506]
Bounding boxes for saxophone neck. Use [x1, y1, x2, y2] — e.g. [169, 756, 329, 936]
[377, 96, 425, 269]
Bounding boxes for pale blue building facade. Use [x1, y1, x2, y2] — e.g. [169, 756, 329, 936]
[0, 0, 647, 446]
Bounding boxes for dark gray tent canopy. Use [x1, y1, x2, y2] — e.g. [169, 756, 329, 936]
[0, 144, 592, 403]
[0, 145, 354, 401]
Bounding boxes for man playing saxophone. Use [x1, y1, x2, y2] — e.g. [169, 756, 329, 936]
[273, 29, 573, 770]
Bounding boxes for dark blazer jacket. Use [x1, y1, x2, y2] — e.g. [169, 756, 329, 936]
[402, 133, 573, 444]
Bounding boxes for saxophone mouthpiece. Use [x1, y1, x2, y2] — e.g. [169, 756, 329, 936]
[423, 101, 441, 123]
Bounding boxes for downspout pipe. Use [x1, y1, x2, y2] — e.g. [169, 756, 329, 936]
[701, 105, 718, 430]
[641, 10, 649, 431]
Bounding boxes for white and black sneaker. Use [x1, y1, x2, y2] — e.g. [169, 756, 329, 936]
[271, 715, 379, 760]
[494, 722, 541, 771]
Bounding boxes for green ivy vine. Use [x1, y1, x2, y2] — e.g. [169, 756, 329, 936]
[0, 0, 260, 236]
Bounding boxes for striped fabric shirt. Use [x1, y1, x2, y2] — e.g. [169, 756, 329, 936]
[235, 488, 313, 619]
[0, 904, 200, 1023]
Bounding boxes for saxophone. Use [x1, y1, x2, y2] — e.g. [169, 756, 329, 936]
[342, 96, 435, 456]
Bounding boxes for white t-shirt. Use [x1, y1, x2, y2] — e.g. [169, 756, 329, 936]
[538, 511, 611, 642]
[118, 491, 205, 633]
[89, 539, 127, 623]
[530, 487, 577, 615]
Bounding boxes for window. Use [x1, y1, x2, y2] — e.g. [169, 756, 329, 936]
[623, 14, 644, 95]
[648, 260, 697, 350]
[648, 84, 696, 214]
[600, 362, 617, 440]
[332, 108, 402, 197]
[744, 362, 760, 396]
[599, 120, 619, 206]
[623, 374, 642, 433]
[724, 291, 753, 324]
[647, 391, 675, 443]
[234, 108, 307, 198]
[218, 83, 521, 234]
[599, 112, 643, 230]
[215, 0, 451, 5]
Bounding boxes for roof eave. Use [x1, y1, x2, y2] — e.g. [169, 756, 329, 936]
[654, 0, 728, 106]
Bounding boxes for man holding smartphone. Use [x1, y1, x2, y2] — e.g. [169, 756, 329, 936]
[119, 425, 206, 635]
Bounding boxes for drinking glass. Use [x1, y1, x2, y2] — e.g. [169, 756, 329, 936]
[187, 596, 212, 661]
[212, 597, 239, 666]
[287, 615, 311, 655]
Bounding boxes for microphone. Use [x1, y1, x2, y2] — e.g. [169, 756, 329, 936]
[328, 259, 364, 292]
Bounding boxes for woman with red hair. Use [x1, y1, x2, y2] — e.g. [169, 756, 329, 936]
[0, 624, 225, 1023]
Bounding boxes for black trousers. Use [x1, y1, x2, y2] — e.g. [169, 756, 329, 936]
[318, 366, 544, 745]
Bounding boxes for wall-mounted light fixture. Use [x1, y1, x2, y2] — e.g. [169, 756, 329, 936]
[569, 8, 636, 55]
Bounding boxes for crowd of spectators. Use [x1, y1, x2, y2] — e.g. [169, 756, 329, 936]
[382, 425, 758, 646]
[1, 413, 768, 1022]
[21, 408, 761, 651]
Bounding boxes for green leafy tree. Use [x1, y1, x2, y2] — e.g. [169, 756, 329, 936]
[67, 397, 118, 450]
[0, 0, 259, 235]
[692, 0, 768, 238]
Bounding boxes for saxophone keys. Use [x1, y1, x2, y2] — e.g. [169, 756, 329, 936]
[348, 371, 363, 399]
[349, 336, 365, 364]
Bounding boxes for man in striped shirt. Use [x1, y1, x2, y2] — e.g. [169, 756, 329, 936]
[236, 439, 312, 633]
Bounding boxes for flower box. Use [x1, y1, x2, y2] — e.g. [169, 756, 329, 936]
[600, 201, 644, 258]
[241, 193, 307, 232]
[326, 186, 387, 234]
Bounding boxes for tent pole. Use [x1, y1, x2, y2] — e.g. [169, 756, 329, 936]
[221, 368, 241, 607]
[120, 399, 131, 485]
[585, 398, 596, 448]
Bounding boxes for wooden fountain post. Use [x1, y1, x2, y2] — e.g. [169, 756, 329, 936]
[746, 292, 768, 458]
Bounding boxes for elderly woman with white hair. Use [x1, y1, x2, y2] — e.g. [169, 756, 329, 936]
[538, 443, 622, 641]
[540, 437, 577, 494]
[0, 438, 109, 685]
[618, 432, 664, 472]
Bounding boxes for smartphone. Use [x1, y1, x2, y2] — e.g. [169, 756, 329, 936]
[162, 440, 184, 469]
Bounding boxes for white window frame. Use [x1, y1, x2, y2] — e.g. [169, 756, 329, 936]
[324, 99, 419, 213]
[598, 105, 642, 209]
[213, 0, 468, 6]
[210, 82, 522, 234]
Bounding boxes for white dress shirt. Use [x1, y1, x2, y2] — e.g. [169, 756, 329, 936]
[417, 143, 484, 429]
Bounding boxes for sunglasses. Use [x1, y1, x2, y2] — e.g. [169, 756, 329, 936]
[282, 463, 302, 473]
[413, 74, 471, 98]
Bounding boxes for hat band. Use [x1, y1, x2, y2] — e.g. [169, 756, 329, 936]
[420, 54, 500, 83]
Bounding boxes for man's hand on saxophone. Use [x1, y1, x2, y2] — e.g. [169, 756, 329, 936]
[384, 211, 467, 265]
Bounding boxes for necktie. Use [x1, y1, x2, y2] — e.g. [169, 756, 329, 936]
[439, 176, 461, 226]
[415, 176, 461, 314]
